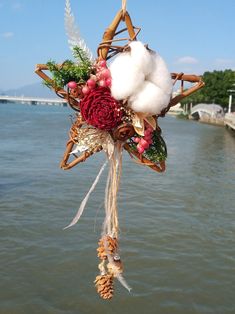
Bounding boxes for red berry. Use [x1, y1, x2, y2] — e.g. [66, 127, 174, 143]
[144, 129, 151, 136]
[144, 132, 152, 139]
[100, 69, 111, 80]
[140, 138, 150, 149]
[137, 144, 145, 154]
[133, 137, 140, 143]
[147, 126, 153, 132]
[68, 81, 77, 89]
[106, 78, 112, 87]
[99, 60, 107, 67]
[99, 79, 107, 87]
[87, 79, 96, 89]
[82, 86, 90, 95]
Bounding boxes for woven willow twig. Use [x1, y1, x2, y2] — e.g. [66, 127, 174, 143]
[59, 116, 103, 170]
[97, 9, 140, 60]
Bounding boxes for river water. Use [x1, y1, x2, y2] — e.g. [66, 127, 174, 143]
[1, 103, 235, 314]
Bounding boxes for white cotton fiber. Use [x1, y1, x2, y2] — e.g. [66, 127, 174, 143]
[147, 52, 173, 95]
[110, 52, 145, 100]
[129, 41, 153, 76]
[110, 41, 172, 114]
[129, 81, 171, 115]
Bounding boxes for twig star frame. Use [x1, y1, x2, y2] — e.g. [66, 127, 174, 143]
[35, 0, 204, 299]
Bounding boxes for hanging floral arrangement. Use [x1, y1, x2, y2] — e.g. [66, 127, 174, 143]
[35, 0, 204, 300]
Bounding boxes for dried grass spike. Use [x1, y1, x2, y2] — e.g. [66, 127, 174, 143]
[94, 274, 114, 300]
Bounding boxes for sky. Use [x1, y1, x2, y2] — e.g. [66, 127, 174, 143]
[0, 0, 234, 90]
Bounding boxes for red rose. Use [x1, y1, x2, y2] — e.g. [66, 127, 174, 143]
[80, 87, 123, 130]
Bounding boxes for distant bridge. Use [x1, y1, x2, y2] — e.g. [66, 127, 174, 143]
[191, 104, 224, 120]
[0, 95, 68, 106]
[224, 113, 235, 131]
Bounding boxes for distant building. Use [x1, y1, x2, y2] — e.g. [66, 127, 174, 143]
[167, 89, 184, 115]
[168, 102, 184, 115]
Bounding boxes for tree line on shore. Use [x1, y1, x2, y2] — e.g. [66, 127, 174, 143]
[181, 69, 235, 108]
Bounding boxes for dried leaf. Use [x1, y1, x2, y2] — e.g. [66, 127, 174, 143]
[133, 125, 145, 136]
[132, 113, 145, 136]
[144, 116, 156, 130]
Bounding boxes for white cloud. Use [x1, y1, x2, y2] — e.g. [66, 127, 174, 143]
[175, 56, 199, 65]
[1, 32, 14, 38]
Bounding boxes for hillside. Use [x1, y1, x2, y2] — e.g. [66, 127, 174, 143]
[0, 82, 56, 98]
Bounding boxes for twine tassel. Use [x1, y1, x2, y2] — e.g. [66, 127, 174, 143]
[103, 142, 123, 238]
[64, 160, 108, 229]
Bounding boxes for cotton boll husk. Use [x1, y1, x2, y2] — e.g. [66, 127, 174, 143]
[129, 81, 171, 115]
[129, 41, 153, 76]
[147, 52, 173, 95]
[110, 52, 145, 100]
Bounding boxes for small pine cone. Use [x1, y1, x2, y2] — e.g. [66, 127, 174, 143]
[97, 246, 107, 260]
[97, 236, 118, 260]
[94, 274, 114, 300]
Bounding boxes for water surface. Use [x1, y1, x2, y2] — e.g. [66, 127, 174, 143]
[1, 103, 235, 314]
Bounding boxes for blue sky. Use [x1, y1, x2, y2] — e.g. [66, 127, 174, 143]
[0, 0, 234, 90]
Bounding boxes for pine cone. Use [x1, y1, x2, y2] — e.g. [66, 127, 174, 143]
[97, 236, 118, 260]
[94, 274, 114, 300]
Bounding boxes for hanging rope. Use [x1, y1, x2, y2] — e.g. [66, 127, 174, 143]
[103, 142, 123, 238]
[122, 0, 127, 17]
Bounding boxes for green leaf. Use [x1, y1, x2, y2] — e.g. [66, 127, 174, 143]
[128, 129, 167, 163]
[45, 57, 92, 89]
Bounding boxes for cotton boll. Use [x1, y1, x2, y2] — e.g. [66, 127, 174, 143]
[129, 41, 153, 76]
[110, 52, 145, 100]
[129, 81, 171, 115]
[147, 52, 173, 95]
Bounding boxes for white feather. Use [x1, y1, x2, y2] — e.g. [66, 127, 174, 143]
[129, 41, 153, 76]
[64, 0, 93, 61]
[110, 52, 145, 100]
[147, 52, 173, 95]
[129, 81, 171, 115]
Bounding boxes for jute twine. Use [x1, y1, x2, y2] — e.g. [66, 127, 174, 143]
[122, 0, 127, 16]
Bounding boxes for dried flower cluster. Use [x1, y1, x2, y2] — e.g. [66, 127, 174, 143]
[80, 87, 123, 130]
